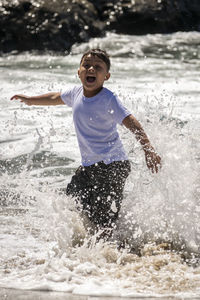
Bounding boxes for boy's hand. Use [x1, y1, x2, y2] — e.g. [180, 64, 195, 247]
[10, 94, 32, 105]
[144, 148, 161, 173]
[10, 93, 64, 106]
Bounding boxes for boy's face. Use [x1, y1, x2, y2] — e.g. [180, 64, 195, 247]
[78, 54, 110, 97]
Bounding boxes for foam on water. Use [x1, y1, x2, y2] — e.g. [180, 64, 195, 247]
[0, 32, 200, 297]
[1, 188, 200, 297]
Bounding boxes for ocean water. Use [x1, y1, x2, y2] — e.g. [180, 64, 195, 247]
[0, 31, 200, 298]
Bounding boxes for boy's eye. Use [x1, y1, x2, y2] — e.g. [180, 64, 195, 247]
[82, 63, 103, 70]
[83, 64, 90, 69]
[95, 65, 102, 70]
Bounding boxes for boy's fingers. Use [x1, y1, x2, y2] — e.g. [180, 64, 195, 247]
[146, 153, 161, 173]
[11, 95, 20, 100]
[10, 94, 25, 101]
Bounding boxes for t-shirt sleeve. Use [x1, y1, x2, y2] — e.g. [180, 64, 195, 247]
[109, 94, 131, 124]
[60, 88, 74, 107]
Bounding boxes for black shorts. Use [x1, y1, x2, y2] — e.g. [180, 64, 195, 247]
[66, 160, 131, 228]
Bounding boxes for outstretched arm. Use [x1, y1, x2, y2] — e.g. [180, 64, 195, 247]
[123, 114, 161, 173]
[10, 92, 64, 106]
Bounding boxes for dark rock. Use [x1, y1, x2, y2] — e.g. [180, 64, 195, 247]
[0, 0, 104, 53]
[89, 0, 200, 34]
[0, 0, 200, 54]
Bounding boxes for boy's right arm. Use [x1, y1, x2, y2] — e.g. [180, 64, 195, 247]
[10, 92, 65, 106]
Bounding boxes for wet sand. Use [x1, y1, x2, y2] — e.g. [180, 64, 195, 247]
[1, 288, 200, 300]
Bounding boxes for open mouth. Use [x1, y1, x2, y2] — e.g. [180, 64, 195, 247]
[86, 76, 96, 83]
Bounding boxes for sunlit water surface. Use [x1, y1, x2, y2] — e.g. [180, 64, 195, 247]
[0, 32, 200, 297]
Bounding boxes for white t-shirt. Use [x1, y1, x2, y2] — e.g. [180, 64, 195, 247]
[61, 86, 131, 166]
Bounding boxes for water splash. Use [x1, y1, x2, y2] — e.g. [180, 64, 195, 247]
[1, 32, 200, 296]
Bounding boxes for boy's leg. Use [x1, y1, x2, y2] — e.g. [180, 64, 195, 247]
[66, 165, 91, 208]
[66, 161, 131, 230]
[88, 161, 131, 229]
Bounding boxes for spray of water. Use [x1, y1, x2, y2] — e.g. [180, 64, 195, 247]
[1, 35, 200, 295]
[1, 89, 200, 297]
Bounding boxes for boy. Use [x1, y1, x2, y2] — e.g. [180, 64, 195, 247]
[11, 49, 161, 232]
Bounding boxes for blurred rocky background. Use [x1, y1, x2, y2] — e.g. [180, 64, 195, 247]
[0, 0, 200, 53]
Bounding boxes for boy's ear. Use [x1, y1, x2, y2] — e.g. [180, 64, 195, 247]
[78, 69, 80, 77]
[104, 72, 110, 81]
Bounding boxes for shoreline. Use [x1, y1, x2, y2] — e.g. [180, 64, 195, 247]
[0, 288, 195, 300]
[1, 288, 200, 300]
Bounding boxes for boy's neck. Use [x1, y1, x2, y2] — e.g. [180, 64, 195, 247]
[83, 86, 103, 98]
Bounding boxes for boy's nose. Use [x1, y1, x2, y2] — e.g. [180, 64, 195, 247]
[88, 66, 95, 72]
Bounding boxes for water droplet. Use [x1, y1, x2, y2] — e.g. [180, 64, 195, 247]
[111, 201, 117, 213]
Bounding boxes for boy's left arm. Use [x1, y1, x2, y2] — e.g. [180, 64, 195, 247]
[123, 114, 161, 173]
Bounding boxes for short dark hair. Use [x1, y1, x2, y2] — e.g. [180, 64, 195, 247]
[80, 49, 111, 71]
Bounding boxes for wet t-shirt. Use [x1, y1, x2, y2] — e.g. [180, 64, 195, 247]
[61, 86, 130, 166]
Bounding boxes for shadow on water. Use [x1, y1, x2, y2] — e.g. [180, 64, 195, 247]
[0, 151, 75, 207]
[0, 151, 74, 176]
